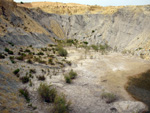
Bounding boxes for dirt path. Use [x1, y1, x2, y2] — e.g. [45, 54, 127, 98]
[61, 47, 150, 113]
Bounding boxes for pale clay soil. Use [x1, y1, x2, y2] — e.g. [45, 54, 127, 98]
[63, 47, 150, 113]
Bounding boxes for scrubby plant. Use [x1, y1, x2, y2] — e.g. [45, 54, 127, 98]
[38, 83, 57, 103]
[57, 46, 68, 57]
[16, 55, 24, 61]
[19, 88, 30, 102]
[29, 79, 32, 87]
[0, 53, 5, 59]
[91, 45, 99, 52]
[20, 76, 30, 84]
[37, 75, 45, 81]
[66, 60, 72, 66]
[83, 41, 88, 45]
[13, 69, 20, 75]
[24, 49, 31, 53]
[37, 52, 44, 55]
[54, 94, 71, 113]
[69, 69, 77, 79]
[8, 42, 14, 46]
[5, 48, 13, 55]
[29, 69, 36, 74]
[101, 92, 117, 103]
[64, 75, 72, 84]
[27, 59, 33, 64]
[48, 58, 54, 65]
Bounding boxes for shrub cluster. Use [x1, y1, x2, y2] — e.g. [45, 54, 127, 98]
[38, 83, 57, 103]
[64, 69, 77, 84]
[38, 83, 71, 113]
[57, 46, 68, 57]
[5, 48, 13, 55]
[19, 88, 30, 102]
[20, 76, 30, 84]
[101, 92, 117, 104]
[0, 53, 5, 59]
[13, 69, 20, 75]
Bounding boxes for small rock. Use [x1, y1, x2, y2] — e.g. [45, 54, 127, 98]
[113, 101, 147, 113]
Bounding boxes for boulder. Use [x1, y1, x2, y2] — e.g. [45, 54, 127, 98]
[113, 101, 147, 113]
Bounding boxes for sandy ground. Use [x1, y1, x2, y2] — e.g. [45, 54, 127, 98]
[61, 47, 150, 113]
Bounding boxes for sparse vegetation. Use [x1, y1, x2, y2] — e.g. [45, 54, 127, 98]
[101, 92, 117, 103]
[20, 76, 30, 84]
[37, 75, 45, 81]
[57, 46, 68, 57]
[64, 69, 78, 83]
[27, 59, 33, 64]
[64, 75, 72, 84]
[29, 69, 36, 74]
[37, 52, 44, 55]
[69, 69, 77, 79]
[5, 48, 13, 55]
[19, 88, 30, 102]
[0, 53, 5, 59]
[13, 69, 20, 75]
[91, 45, 99, 52]
[38, 83, 57, 103]
[54, 94, 71, 113]
[9, 56, 16, 63]
[48, 58, 54, 65]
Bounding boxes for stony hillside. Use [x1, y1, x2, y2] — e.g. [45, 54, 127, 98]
[0, 1, 150, 59]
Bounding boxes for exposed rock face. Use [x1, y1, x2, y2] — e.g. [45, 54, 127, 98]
[0, 1, 150, 58]
[113, 101, 147, 113]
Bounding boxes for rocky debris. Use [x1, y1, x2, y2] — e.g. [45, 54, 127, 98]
[113, 101, 147, 113]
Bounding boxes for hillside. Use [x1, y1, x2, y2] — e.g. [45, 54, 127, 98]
[0, 0, 150, 113]
[17, 2, 124, 15]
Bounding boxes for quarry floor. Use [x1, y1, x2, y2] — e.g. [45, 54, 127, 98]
[1, 46, 150, 113]
[62, 47, 150, 113]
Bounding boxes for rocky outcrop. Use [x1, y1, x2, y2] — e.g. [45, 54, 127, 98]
[113, 101, 147, 113]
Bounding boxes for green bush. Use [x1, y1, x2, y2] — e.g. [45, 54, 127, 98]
[37, 75, 45, 81]
[91, 45, 99, 52]
[64, 76, 71, 84]
[83, 41, 88, 45]
[0, 53, 5, 59]
[19, 88, 30, 102]
[27, 59, 33, 64]
[37, 52, 44, 55]
[57, 46, 68, 57]
[24, 49, 31, 53]
[29, 69, 36, 74]
[8, 42, 14, 46]
[5, 48, 13, 55]
[66, 61, 72, 66]
[13, 69, 20, 75]
[54, 94, 71, 113]
[101, 92, 117, 104]
[16, 55, 24, 61]
[20, 76, 29, 84]
[38, 83, 57, 103]
[69, 69, 77, 79]
[48, 58, 54, 65]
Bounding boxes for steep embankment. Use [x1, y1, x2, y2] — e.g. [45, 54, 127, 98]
[21, 4, 150, 59]
[1, 1, 150, 59]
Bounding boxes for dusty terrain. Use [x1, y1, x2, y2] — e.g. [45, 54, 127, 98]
[0, 0, 150, 113]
